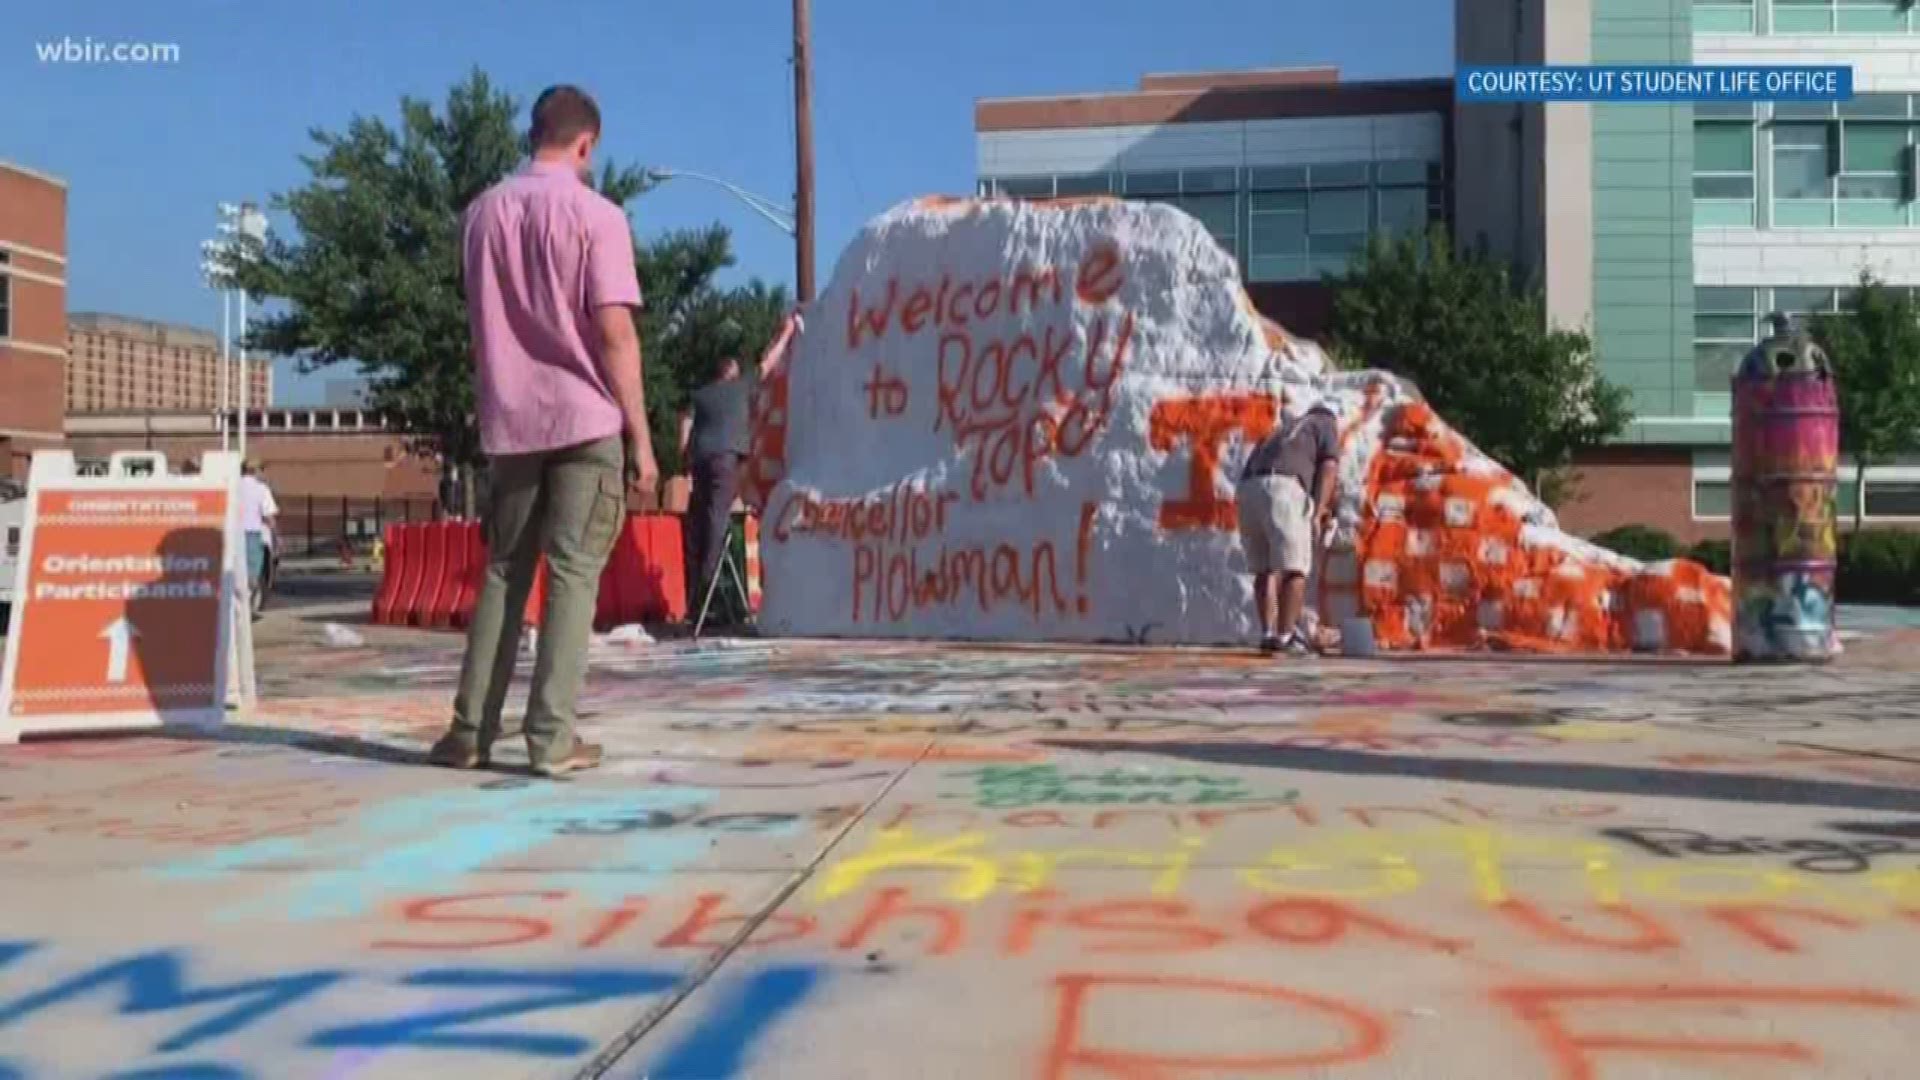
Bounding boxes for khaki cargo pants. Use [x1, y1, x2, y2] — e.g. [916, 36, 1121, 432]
[449, 435, 625, 766]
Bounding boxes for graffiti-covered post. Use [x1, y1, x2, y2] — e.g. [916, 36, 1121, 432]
[1731, 313, 1841, 662]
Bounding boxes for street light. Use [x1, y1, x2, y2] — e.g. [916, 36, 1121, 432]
[644, 168, 796, 236]
[200, 202, 268, 459]
[199, 231, 234, 452]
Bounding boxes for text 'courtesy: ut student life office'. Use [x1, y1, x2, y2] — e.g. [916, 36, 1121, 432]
[1456, 64, 1853, 104]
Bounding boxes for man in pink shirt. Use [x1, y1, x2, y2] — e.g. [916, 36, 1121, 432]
[428, 85, 658, 778]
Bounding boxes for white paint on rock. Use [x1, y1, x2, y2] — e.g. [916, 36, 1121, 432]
[757, 198, 1610, 646]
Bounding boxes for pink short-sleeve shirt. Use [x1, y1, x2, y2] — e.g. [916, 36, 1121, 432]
[462, 161, 643, 457]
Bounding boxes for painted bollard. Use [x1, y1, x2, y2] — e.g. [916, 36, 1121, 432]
[1731, 315, 1840, 662]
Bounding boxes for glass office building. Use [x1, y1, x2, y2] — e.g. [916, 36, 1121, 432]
[975, 70, 1453, 340]
[976, 4, 1920, 538]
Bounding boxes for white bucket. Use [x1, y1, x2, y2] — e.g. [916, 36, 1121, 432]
[1340, 617, 1376, 658]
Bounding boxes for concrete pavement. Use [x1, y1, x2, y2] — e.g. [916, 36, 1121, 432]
[3, 587, 1920, 1078]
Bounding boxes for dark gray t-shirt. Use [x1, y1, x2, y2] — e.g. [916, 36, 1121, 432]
[689, 378, 751, 458]
[1241, 407, 1338, 498]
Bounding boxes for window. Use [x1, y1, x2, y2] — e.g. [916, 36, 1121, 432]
[1373, 160, 1430, 186]
[1770, 100, 1920, 227]
[1840, 94, 1911, 120]
[1119, 169, 1242, 263]
[1694, 287, 1760, 390]
[1051, 174, 1112, 196]
[0, 250, 10, 339]
[1181, 168, 1237, 194]
[1249, 191, 1308, 282]
[1774, 287, 1840, 320]
[1698, 448, 1920, 523]
[1121, 171, 1180, 197]
[983, 159, 1441, 283]
[1245, 161, 1433, 282]
[1311, 163, 1369, 187]
[1374, 160, 1441, 243]
[1308, 187, 1369, 277]
[1865, 480, 1920, 517]
[989, 177, 1055, 199]
[1695, 120, 1756, 226]
[1840, 122, 1911, 225]
[1175, 192, 1240, 262]
[1694, 479, 1733, 518]
[1377, 186, 1431, 238]
[1693, 0, 1754, 31]
[1694, 472, 1862, 522]
[1249, 165, 1307, 191]
[1774, 0, 1916, 33]
[1772, 121, 1835, 228]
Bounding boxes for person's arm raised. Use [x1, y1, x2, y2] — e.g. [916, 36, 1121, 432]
[760, 310, 804, 371]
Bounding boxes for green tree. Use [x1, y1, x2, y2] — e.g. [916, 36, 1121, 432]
[1810, 272, 1920, 533]
[237, 70, 646, 506]
[1327, 228, 1632, 500]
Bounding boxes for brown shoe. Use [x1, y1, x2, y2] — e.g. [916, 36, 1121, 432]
[531, 742, 604, 779]
[426, 732, 484, 770]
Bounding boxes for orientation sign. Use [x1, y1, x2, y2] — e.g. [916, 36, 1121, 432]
[1, 451, 244, 740]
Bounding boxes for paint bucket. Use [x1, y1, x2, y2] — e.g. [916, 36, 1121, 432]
[1731, 317, 1840, 663]
[1340, 616, 1376, 657]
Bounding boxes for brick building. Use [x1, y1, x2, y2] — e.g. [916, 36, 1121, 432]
[0, 162, 69, 480]
[64, 408, 441, 556]
[64, 409, 436, 497]
[66, 312, 271, 415]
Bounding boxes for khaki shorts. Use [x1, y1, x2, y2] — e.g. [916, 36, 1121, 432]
[1236, 474, 1313, 577]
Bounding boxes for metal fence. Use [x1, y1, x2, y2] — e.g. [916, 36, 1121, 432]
[276, 495, 447, 560]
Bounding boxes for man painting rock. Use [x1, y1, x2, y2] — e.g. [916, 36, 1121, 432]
[1236, 394, 1338, 656]
[679, 354, 751, 621]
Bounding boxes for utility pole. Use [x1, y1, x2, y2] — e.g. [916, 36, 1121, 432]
[792, 0, 816, 303]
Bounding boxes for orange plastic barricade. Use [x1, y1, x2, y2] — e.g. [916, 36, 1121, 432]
[594, 533, 626, 631]
[371, 523, 410, 626]
[423, 521, 475, 628]
[597, 516, 648, 630]
[523, 558, 550, 628]
[410, 522, 442, 627]
[1, 450, 248, 741]
[388, 524, 433, 627]
[407, 521, 452, 627]
[449, 523, 486, 628]
[376, 516, 690, 632]
[744, 515, 763, 613]
[647, 514, 688, 623]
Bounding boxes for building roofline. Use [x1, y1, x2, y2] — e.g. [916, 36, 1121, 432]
[0, 160, 69, 189]
[1138, 67, 1341, 91]
[1141, 66, 1337, 80]
[68, 311, 221, 338]
[975, 75, 1449, 109]
[976, 76, 1453, 133]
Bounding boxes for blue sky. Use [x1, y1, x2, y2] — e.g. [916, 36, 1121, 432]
[5, 0, 1450, 404]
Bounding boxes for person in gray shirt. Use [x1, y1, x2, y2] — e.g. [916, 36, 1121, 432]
[1236, 396, 1339, 656]
[679, 355, 751, 619]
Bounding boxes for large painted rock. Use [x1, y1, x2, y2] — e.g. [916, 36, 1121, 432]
[747, 196, 1732, 654]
